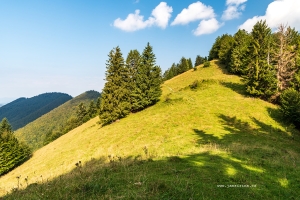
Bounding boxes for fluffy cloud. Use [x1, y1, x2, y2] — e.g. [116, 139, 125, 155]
[226, 0, 247, 5]
[239, 0, 300, 32]
[113, 2, 172, 32]
[222, 0, 247, 21]
[149, 2, 173, 29]
[193, 18, 222, 36]
[171, 1, 215, 25]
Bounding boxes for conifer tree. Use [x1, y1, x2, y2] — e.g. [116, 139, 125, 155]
[177, 57, 189, 74]
[195, 55, 204, 67]
[229, 29, 251, 75]
[88, 100, 97, 118]
[0, 118, 31, 175]
[187, 58, 193, 69]
[218, 34, 235, 66]
[131, 43, 162, 111]
[99, 46, 131, 125]
[245, 20, 277, 99]
[126, 49, 141, 105]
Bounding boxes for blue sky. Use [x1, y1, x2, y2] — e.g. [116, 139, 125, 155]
[1, 0, 299, 104]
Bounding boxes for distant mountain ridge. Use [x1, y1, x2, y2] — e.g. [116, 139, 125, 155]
[15, 90, 100, 150]
[0, 93, 72, 130]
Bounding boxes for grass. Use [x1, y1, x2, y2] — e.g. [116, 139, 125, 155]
[1, 60, 300, 199]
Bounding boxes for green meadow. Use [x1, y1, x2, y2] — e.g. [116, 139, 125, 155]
[1, 61, 299, 199]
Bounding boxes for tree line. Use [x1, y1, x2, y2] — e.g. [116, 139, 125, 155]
[209, 20, 300, 127]
[43, 97, 101, 145]
[99, 43, 162, 125]
[0, 118, 31, 176]
[163, 55, 209, 81]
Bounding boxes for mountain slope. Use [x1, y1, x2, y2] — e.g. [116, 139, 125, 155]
[0, 93, 72, 130]
[1, 61, 300, 199]
[14, 90, 100, 150]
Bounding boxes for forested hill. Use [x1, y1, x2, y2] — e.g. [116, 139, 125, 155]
[0, 104, 3, 107]
[15, 90, 100, 150]
[0, 93, 72, 130]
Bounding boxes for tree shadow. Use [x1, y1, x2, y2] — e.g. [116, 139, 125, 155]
[220, 81, 248, 96]
[213, 60, 230, 75]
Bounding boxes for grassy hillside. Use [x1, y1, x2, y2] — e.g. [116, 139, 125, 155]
[1, 61, 300, 199]
[14, 90, 100, 150]
[0, 93, 72, 130]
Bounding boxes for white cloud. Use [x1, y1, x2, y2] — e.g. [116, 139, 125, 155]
[239, 0, 300, 32]
[226, 0, 247, 5]
[149, 2, 173, 29]
[114, 10, 149, 32]
[171, 1, 215, 26]
[113, 2, 172, 32]
[222, 0, 247, 21]
[193, 18, 222, 36]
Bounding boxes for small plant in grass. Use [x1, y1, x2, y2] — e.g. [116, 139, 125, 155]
[189, 80, 199, 90]
[203, 61, 210, 68]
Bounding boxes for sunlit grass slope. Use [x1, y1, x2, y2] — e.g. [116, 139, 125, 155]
[14, 90, 100, 150]
[1, 61, 300, 199]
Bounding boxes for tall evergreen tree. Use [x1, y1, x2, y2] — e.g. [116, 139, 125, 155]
[99, 46, 131, 125]
[131, 43, 162, 111]
[229, 29, 251, 75]
[88, 100, 97, 118]
[244, 20, 277, 99]
[187, 58, 193, 69]
[177, 57, 189, 74]
[194, 55, 204, 67]
[218, 34, 235, 66]
[0, 118, 31, 175]
[209, 36, 222, 60]
[126, 49, 141, 105]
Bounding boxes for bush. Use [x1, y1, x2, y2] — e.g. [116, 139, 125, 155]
[189, 80, 199, 89]
[203, 61, 210, 68]
[280, 88, 300, 128]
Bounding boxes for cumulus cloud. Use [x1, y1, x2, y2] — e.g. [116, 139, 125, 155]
[149, 2, 173, 29]
[171, 1, 215, 25]
[113, 2, 172, 32]
[226, 0, 247, 5]
[239, 0, 300, 32]
[222, 0, 247, 21]
[193, 18, 222, 36]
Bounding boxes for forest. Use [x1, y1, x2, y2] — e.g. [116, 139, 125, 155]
[0, 93, 72, 130]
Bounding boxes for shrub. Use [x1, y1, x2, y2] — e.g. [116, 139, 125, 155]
[280, 88, 300, 128]
[203, 61, 210, 68]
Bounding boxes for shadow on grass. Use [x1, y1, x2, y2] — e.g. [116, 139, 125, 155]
[220, 81, 248, 96]
[3, 115, 300, 200]
[213, 60, 230, 75]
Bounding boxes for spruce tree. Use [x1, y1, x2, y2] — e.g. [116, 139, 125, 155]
[88, 100, 97, 118]
[229, 29, 251, 75]
[131, 43, 162, 111]
[245, 20, 277, 100]
[126, 49, 141, 105]
[218, 34, 235, 66]
[0, 118, 31, 175]
[187, 58, 193, 69]
[99, 46, 131, 125]
[195, 55, 204, 67]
